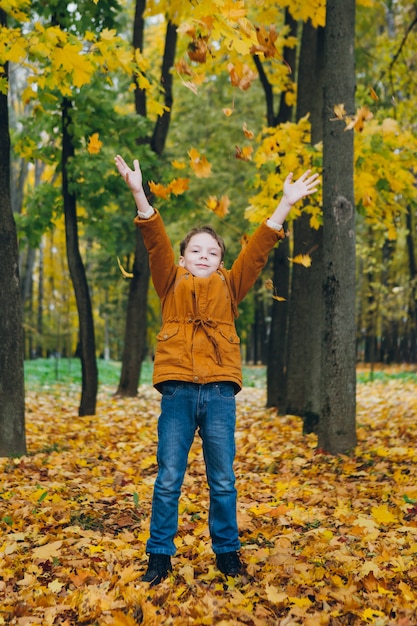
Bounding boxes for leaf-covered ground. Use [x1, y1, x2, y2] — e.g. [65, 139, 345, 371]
[1, 375, 417, 625]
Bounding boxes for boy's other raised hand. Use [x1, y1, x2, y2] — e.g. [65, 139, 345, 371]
[283, 169, 321, 207]
[114, 155, 143, 193]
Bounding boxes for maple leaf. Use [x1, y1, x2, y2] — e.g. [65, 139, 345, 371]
[250, 24, 279, 59]
[235, 145, 253, 161]
[345, 105, 373, 132]
[87, 132, 102, 155]
[242, 122, 254, 139]
[187, 35, 210, 64]
[171, 160, 186, 169]
[227, 61, 257, 91]
[205, 194, 230, 218]
[168, 177, 190, 195]
[188, 148, 212, 178]
[371, 503, 397, 524]
[332, 103, 347, 120]
[289, 254, 312, 267]
[149, 181, 171, 199]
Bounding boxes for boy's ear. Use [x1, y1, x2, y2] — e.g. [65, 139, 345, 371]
[220, 260, 224, 267]
[179, 256, 185, 267]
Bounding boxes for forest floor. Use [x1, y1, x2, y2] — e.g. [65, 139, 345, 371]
[1, 368, 417, 625]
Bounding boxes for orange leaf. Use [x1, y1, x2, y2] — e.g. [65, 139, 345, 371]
[235, 145, 253, 161]
[87, 132, 102, 155]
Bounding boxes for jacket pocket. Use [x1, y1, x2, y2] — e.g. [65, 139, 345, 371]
[156, 324, 184, 365]
[218, 329, 241, 367]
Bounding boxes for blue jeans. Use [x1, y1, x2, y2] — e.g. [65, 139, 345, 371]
[146, 381, 241, 556]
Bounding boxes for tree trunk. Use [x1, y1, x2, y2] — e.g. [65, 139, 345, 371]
[264, 9, 297, 407]
[118, 1, 178, 396]
[285, 21, 324, 433]
[116, 229, 150, 396]
[266, 237, 290, 408]
[319, 0, 357, 454]
[0, 28, 26, 457]
[62, 98, 98, 416]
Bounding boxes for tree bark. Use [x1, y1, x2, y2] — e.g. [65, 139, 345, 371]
[285, 21, 324, 433]
[0, 18, 26, 457]
[62, 98, 98, 416]
[319, 0, 357, 454]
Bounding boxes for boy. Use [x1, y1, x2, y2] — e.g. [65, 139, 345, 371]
[115, 154, 320, 585]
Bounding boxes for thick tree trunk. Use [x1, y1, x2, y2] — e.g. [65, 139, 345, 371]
[285, 21, 324, 433]
[62, 98, 98, 416]
[319, 0, 357, 454]
[0, 32, 26, 457]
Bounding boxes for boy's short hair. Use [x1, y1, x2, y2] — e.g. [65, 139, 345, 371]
[180, 225, 226, 261]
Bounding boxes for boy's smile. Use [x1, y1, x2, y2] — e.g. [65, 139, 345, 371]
[179, 232, 223, 278]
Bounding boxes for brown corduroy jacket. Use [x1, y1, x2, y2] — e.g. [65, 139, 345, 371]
[135, 210, 284, 393]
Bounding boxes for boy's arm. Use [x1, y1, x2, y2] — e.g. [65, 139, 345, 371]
[230, 169, 321, 303]
[115, 155, 176, 297]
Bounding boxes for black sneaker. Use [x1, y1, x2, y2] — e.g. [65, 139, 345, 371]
[142, 553, 172, 586]
[216, 551, 242, 576]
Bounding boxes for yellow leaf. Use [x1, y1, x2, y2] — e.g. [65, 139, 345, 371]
[332, 103, 347, 120]
[48, 579, 64, 593]
[117, 257, 133, 279]
[87, 132, 102, 155]
[32, 540, 63, 561]
[265, 585, 287, 606]
[108, 611, 139, 626]
[188, 148, 212, 178]
[289, 596, 313, 608]
[361, 608, 386, 621]
[149, 181, 171, 200]
[168, 177, 190, 195]
[371, 504, 397, 524]
[289, 254, 312, 267]
[171, 160, 186, 169]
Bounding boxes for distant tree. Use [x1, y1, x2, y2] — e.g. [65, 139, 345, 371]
[0, 9, 26, 457]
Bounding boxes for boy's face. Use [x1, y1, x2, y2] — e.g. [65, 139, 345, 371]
[179, 232, 223, 278]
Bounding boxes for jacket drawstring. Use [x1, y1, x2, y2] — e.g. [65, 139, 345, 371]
[191, 318, 223, 366]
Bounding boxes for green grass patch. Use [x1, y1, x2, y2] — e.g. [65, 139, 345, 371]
[24, 359, 417, 392]
[24, 358, 153, 390]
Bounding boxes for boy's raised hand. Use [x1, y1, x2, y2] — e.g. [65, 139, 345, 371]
[114, 155, 143, 193]
[283, 169, 321, 206]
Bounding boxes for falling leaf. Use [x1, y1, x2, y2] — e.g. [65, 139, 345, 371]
[332, 103, 347, 120]
[242, 122, 254, 139]
[149, 181, 172, 199]
[223, 107, 234, 117]
[117, 257, 133, 279]
[205, 194, 230, 217]
[87, 132, 102, 155]
[369, 86, 379, 101]
[289, 254, 312, 267]
[168, 177, 190, 195]
[345, 105, 373, 132]
[188, 148, 212, 178]
[171, 160, 186, 169]
[227, 61, 257, 91]
[235, 145, 253, 161]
